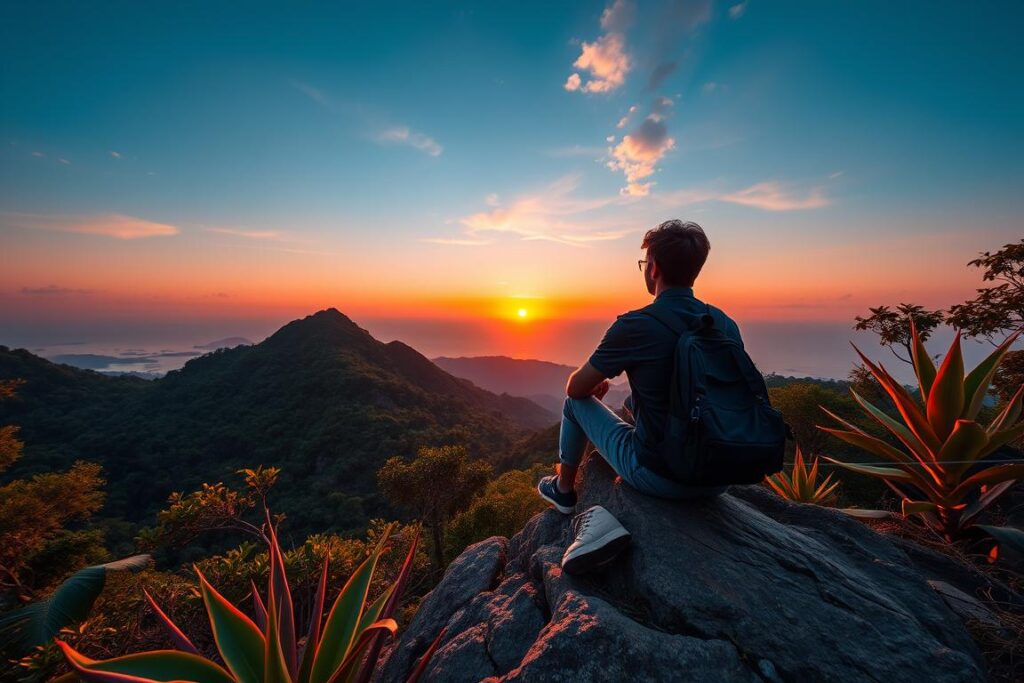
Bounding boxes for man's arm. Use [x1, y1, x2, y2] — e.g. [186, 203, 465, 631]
[566, 362, 609, 400]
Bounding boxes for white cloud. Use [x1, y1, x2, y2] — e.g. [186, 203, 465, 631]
[574, 33, 631, 93]
[376, 126, 443, 157]
[719, 182, 829, 211]
[608, 103, 676, 195]
[729, 2, 748, 20]
[616, 104, 638, 129]
[565, 1, 633, 94]
[110, 150, 121, 159]
[5, 213, 179, 239]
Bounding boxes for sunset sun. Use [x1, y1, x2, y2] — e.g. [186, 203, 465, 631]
[517, 308, 529, 319]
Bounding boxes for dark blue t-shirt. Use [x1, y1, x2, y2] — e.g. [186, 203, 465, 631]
[587, 287, 744, 466]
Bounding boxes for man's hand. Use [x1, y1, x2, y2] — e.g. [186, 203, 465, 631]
[566, 363, 608, 400]
[591, 379, 610, 400]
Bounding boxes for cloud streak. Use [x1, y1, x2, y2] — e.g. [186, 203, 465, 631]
[21, 285, 95, 295]
[376, 126, 443, 156]
[5, 213, 179, 239]
[427, 175, 635, 248]
[718, 182, 830, 211]
[206, 227, 288, 241]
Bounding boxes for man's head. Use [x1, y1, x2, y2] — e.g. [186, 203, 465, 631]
[640, 219, 710, 295]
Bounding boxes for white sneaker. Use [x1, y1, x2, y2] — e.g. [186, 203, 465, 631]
[561, 505, 631, 575]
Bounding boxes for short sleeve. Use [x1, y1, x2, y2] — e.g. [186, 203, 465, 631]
[587, 315, 635, 379]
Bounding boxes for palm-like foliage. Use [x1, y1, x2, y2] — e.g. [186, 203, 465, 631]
[0, 555, 151, 654]
[56, 516, 440, 683]
[764, 445, 839, 504]
[819, 322, 1024, 546]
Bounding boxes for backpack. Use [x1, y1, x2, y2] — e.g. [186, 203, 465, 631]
[641, 304, 787, 486]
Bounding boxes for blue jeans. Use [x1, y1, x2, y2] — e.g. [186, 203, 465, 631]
[559, 395, 726, 500]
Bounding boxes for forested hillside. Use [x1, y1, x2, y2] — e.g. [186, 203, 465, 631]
[0, 309, 555, 537]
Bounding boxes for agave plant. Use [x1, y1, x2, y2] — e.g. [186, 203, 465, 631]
[764, 445, 839, 504]
[56, 515, 441, 683]
[819, 321, 1024, 549]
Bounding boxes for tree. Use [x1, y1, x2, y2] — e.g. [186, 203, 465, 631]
[377, 445, 492, 571]
[768, 383, 858, 455]
[947, 238, 1024, 340]
[0, 380, 107, 605]
[853, 303, 945, 364]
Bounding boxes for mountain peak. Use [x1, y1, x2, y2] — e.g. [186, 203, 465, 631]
[264, 308, 372, 348]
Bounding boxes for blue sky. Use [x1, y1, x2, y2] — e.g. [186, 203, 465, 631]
[1, 1, 1022, 375]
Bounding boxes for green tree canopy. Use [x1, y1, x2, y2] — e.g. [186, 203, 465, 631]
[377, 445, 491, 571]
[947, 238, 1024, 340]
[853, 303, 945, 364]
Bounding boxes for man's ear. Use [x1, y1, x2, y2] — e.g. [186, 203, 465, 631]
[649, 258, 660, 281]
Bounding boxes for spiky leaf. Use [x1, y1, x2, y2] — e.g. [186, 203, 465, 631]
[910, 319, 937, 401]
[143, 589, 198, 655]
[926, 332, 965, 441]
[963, 330, 1022, 420]
[56, 641, 234, 683]
[196, 566, 266, 683]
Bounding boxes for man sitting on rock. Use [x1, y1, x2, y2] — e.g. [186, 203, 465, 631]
[537, 219, 743, 573]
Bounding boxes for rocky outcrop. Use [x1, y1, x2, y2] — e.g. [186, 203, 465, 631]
[380, 454, 987, 682]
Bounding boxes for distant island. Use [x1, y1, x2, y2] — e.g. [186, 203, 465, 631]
[193, 336, 253, 350]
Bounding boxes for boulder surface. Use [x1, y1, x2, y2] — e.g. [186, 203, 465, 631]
[379, 454, 986, 682]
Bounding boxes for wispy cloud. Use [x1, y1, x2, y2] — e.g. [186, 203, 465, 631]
[616, 104, 638, 129]
[729, 2, 748, 20]
[375, 126, 443, 157]
[4, 213, 179, 239]
[206, 227, 288, 241]
[608, 97, 676, 196]
[436, 175, 634, 248]
[291, 80, 329, 105]
[719, 182, 830, 211]
[565, 0, 633, 94]
[646, 0, 712, 90]
[21, 285, 95, 295]
[110, 150, 122, 159]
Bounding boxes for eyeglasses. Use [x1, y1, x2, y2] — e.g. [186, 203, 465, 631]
[637, 259, 648, 272]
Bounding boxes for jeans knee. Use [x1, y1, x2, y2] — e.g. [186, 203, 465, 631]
[563, 395, 588, 419]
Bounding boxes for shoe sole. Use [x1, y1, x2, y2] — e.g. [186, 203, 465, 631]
[562, 527, 632, 575]
[537, 482, 574, 514]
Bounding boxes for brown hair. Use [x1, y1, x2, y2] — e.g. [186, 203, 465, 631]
[641, 220, 711, 287]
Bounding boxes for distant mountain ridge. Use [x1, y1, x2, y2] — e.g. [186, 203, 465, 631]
[0, 309, 555, 535]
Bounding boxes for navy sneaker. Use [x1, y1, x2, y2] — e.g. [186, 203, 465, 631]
[537, 474, 577, 514]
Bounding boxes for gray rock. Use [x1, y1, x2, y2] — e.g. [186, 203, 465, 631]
[928, 580, 1002, 628]
[380, 455, 987, 682]
[377, 536, 507, 682]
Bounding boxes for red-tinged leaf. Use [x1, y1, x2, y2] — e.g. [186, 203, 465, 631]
[195, 565, 266, 683]
[143, 589, 198, 655]
[852, 345, 941, 452]
[264, 568, 292, 683]
[309, 525, 393, 683]
[926, 332, 965, 441]
[979, 422, 1024, 460]
[323, 620, 398, 683]
[822, 456, 916, 482]
[56, 640, 234, 683]
[297, 557, 329, 683]
[910, 319, 937, 402]
[963, 329, 1022, 420]
[976, 525, 1024, 562]
[902, 500, 938, 516]
[938, 420, 989, 480]
[353, 528, 422, 683]
[949, 464, 1024, 504]
[817, 427, 942, 493]
[844, 389, 934, 466]
[960, 480, 1017, 528]
[265, 512, 297, 678]
[405, 628, 446, 683]
[251, 579, 267, 632]
[839, 509, 892, 520]
[987, 384, 1024, 434]
[764, 474, 791, 499]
